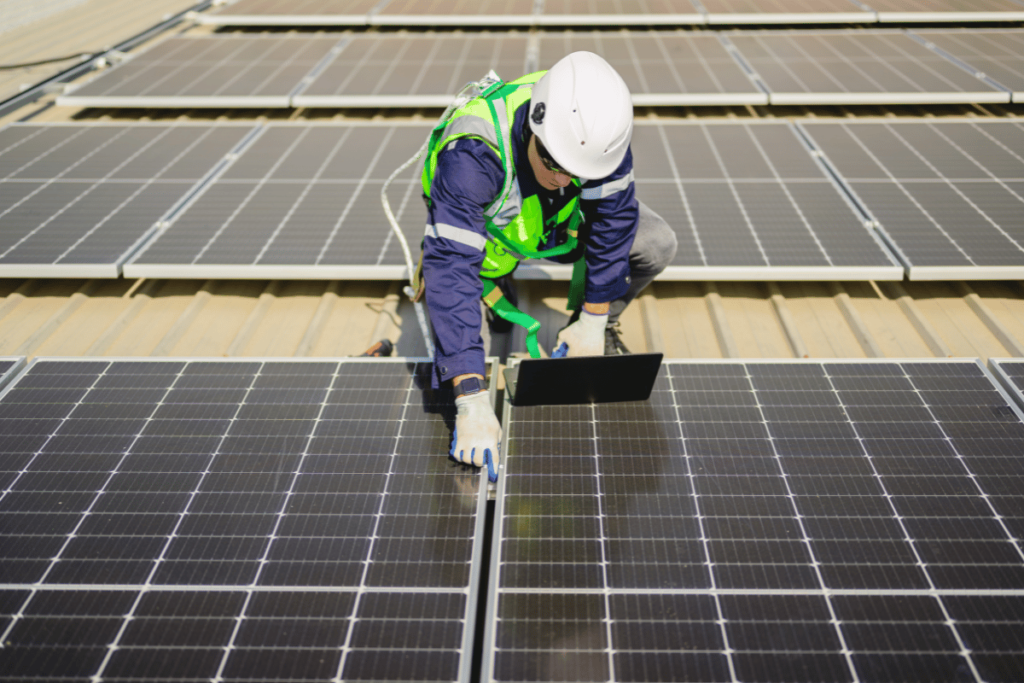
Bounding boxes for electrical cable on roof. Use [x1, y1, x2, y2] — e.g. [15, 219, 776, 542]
[379, 70, 502, 361]
[0, 52, 93, 70]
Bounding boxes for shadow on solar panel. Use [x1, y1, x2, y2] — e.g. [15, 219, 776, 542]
[0, 357, 490, 682]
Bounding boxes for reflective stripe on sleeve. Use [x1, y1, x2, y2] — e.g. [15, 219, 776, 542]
[580, 170, 634, 201]
[424, 222, 487, 252]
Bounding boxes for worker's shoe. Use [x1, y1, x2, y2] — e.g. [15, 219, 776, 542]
[604, 321, 631, 355]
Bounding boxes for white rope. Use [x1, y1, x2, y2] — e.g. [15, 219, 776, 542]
[379, 71, 501, 359]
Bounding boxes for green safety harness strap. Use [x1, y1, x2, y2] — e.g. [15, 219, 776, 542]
[481, 278, 542, 359]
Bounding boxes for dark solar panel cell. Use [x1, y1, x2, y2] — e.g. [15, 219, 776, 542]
[0, 358, 483, 682]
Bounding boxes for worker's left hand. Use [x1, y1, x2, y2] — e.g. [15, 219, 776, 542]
[555, 309, 608, 357]
[450, 391, 501, 482]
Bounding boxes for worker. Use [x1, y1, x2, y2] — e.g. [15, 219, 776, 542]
[418, 52, 677, 480]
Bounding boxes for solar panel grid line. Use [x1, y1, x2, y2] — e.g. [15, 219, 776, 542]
[663, 367, 742, 683]
[653, 124, 708, 267]
[58, 36, 343, 109]
[803, 120, 979, 270]
[816, 362, 985, 683]
[715, 33, 771, 97]
[911, 29, 1024, 102]
[905, 31, 1015, 98]
[0, 360, 124, 649]
[881, 29, 1011, 98]
[798, 119, 1024, 280]
[288, 36, 352, 99]
[888, 123, 1024, 258]
[43, 126, 223, 269]
[487, 358, 1024, 683]
[90, 361, 262, 681]
[0, 356, 489, 682]
[736, 364, 862, 683]
[315, 126, 397, 267]
[728, 30, 1010, 105]
[698, 125, 773, 268]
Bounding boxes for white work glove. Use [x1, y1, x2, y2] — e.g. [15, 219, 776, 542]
[555, 309, 608, 357]
[450, 392, 501, 482]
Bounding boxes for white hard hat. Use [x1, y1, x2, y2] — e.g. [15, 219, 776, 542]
[528, 51, 633, 180]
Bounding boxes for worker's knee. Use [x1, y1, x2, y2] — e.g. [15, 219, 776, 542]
[631, 201, 677, 274]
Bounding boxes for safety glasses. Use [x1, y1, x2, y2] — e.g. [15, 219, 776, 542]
[535, 137, 577, 179]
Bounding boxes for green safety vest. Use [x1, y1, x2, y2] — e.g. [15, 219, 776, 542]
[420, 72, 587, 358]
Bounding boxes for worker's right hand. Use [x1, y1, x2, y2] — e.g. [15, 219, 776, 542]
[450, 392, 501, 482]
[555, 309, 608, 357]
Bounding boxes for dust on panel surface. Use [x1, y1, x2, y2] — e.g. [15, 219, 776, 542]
[0, 124, 254, 275]
[127, 124, 428, 275]
[489, 359, 1024, 682]
[536, 31, 762, 101]
[299, 32, 530, 100]
[0, 358, 482, 682]
[729, 30, 1004, 102]
[917, 30, 1024, 96]
[630, 121, 897, 275]
[801, 119, 1024, 276]
[62, 36, 341, 103]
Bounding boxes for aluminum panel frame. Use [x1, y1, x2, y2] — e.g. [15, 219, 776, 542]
[198, 14, 370, 25]
[55, 95, 292, 109]
[768, 90, 1010, 105]
[988, 358, 1024, 412]
[370, 14, 537, 25]
[704, 11, 876, 23]
[876, 11, 1024, 22]
[536, 13, 706, 25]
[0, 357, 26, 393]
[907, 265, 1024, 281]
[122, 263, 409, 280]
[631, 92, 769, 106]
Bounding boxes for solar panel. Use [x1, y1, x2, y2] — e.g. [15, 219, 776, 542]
[484, 358, 1024, 683]
[57, 35, 344, 109]
[124, 120, 901, 281]
[698, 0, 875, 24]
[989, 359, 1024, 412]
[0, 358, 25, 391]
[868, 0, 1024, 23]
[374, 0, 537, 26]
[630, 121, 901, 280]
[200, 0, 380, 25]
[535, 31, 766, 106]
[0, 357, 490, 683]
[800, 119, 1024, 280]
[538, 0, 705, 26]
[293, 32, 532, 109]
[728, 30, 1010, 105]
[0, 123, 256, 278]
[124, 123, 429, 280]
[914, 29, 1024, 103]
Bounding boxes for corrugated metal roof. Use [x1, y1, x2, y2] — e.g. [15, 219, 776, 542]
[1, 6, 1023, 378]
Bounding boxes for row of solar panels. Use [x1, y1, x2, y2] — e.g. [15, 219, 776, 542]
[2, 118, 1023, 281]
[202, 0, 1024, 26]
[1, 355, 1024, 682]
[57, 29, 1024, 108]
